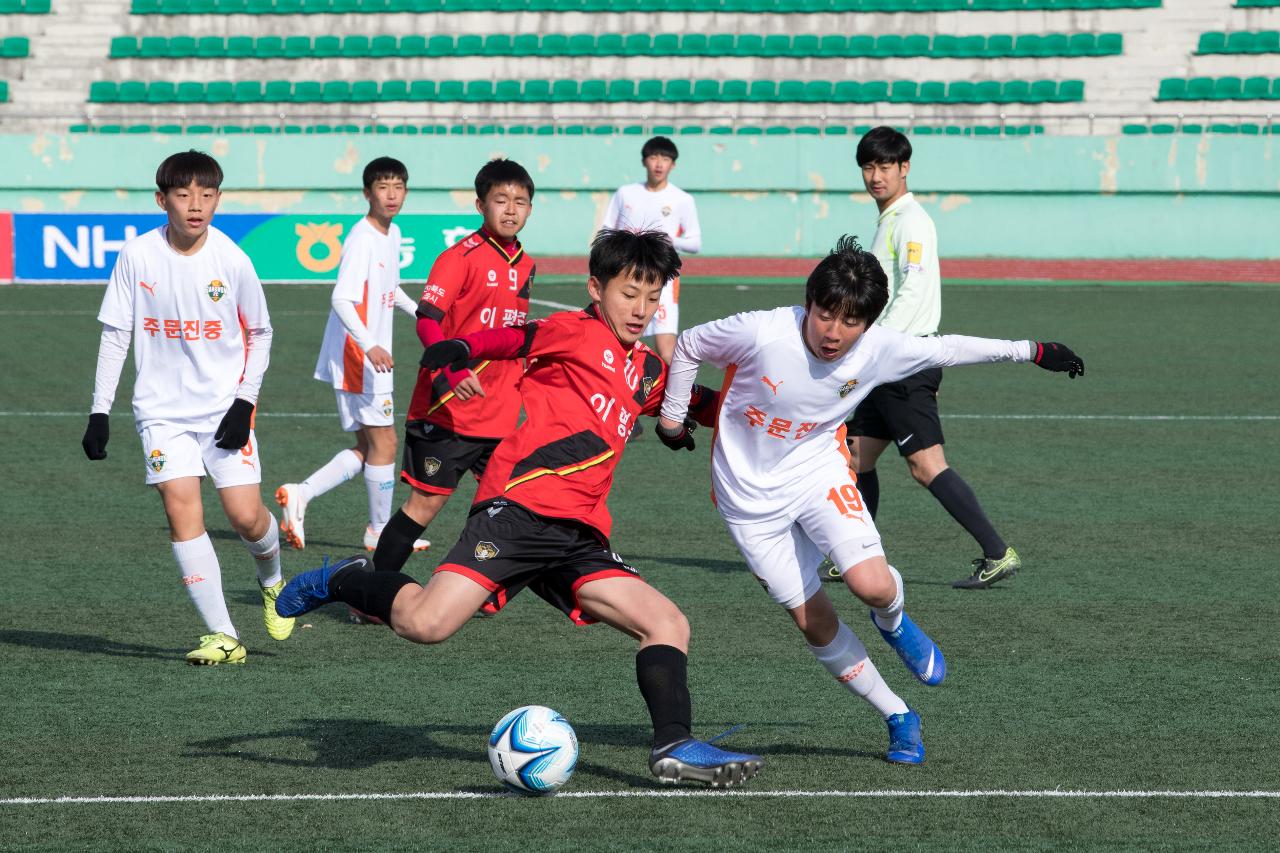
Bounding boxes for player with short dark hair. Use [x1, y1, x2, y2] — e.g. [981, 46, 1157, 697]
[276, 229, 764, 788]
[600, 135, 701, 366]
[276, 157, 426, 560]
[82, 149, 293, 664]
[840, 125, 1024, 590]
[657, 235, 1083, 764]
[368, 158, 537, 579]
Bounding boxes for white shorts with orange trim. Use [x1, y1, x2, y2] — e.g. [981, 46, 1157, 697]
[335, 389, 395, 432]
[644, 276, 680, 338]
[139, 423, 262, 488]
[722, 470, 884, 610]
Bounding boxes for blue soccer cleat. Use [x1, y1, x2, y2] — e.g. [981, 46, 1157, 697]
[874, 611, 946, 686]
[274, 555, 368, 618]
[885, 708, 924, 765]
[649, 738, 764, 788]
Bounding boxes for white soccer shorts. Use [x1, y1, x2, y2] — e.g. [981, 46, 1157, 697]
[335, 389, 395, 432]
[139, 422, 262, 488]
[723, 470, 885, 610]
[643, 276, 680, 338]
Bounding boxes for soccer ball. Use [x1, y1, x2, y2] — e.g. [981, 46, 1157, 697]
[487, 705, 579, 794]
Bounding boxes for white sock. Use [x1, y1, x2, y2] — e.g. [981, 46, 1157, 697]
[871, 565, 905, 632]
[364, 462, 396, 533]
[808, 621, 909, 719]
[300, 448, 364, 503]
[172, 533, 236, 638]
[241, 513, 282, 588]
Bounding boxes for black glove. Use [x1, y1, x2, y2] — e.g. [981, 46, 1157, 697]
[82, 413, 110, 460]
[420, 339, 471, 372]
[655, 418, 697, 452]
[214, 398, 255, 450]
[1032, 342, 1085, 378]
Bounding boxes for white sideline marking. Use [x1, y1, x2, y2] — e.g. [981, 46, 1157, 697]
[2, 789, 1278, 806]
[3, 412, 1277, 422]
[529, 297, 581, 311]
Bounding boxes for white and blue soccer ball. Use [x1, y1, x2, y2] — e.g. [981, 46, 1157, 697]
[487, 705, 579, 794]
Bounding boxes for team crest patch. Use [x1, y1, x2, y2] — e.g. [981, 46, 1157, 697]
[642, 375, 655, 397]
[381, 398, 393, 418]
[475, 541, 499, 561]
[207, 279, 226, 302]
[148, 449, 166, 473]
[661, 205, 672, 217]
[422, 457, 442, 477]
[838, 379, 859, 398]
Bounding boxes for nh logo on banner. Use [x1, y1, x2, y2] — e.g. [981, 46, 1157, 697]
[44, 224, 139, 269]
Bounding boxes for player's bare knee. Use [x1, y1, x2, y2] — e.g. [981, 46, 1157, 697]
[642, 605, 690, 649]
[844, 560, 895, 607]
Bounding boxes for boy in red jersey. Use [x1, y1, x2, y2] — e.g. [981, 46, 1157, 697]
[370, 159, 537, 574]
[277, 229, 764, 788]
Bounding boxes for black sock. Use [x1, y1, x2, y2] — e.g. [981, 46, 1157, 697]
[857, 468, 880, 518]
[372, 510, 428, 572]
[636, 644, 693, 749]
[330, 559, 419, 624]
[927, 468, 1006, 558]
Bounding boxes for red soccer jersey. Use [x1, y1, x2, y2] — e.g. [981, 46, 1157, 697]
[465, 307, 668, 538]
[407, 230, 535, 438]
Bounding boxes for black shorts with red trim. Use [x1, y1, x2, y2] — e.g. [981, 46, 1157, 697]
[435, 499, 642, 625]
[401, 419, 500, 495]
[845, 366, 945, 458]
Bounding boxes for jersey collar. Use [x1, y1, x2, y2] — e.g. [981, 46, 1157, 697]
[478, 228, 524, 266]
[877, 191, 914, 222]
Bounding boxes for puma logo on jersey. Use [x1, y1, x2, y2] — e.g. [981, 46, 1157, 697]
[139, 281, 156, 296]
[761, 376, 784, 395]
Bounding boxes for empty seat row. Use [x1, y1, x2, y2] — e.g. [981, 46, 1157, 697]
[1122, 122, 1275, 134]
[68, 121, 1046, 135]
[109, 32, 1121, 60]
[1234, 0, 1279, 7]
[0, 0, 50, 12]
[1156, 76, 1280, 101]
[88, 77, 1085, 103]
[1195, 31, 1280, 54]
[129, 0, 1159, 13]
[1, 37, 29, 57]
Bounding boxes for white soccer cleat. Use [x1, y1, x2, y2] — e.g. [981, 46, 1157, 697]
[363, 525, 430, 553]
[275, 483, 307, 550]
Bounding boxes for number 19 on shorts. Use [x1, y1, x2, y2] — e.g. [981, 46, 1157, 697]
[825, 483, 865, 519]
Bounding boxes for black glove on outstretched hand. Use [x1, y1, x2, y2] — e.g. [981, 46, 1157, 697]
[214, 398, 255, 450]
[656, 418, 697, 452]
[420, 339, 471, 372]
[1033, 342, 1085, 378]
[82, 413, 110, 460]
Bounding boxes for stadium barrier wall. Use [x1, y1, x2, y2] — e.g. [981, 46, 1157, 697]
[0, 134, 1274, 282]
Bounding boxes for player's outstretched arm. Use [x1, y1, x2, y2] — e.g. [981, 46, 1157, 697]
[1031, 341, 1085, 378]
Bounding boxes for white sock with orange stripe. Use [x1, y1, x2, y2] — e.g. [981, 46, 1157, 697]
[808, 621, 908, 720]
[242, 514, 282, 588]
[300, 449, 364, 503]
[364, 462, 395, 534]
[172, 533, 236, 638]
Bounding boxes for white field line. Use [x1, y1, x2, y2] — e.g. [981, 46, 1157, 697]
[2, 789, 1278, 806]
[2, 412, 1277, 422]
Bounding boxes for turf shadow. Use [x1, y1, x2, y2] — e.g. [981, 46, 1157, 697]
[0, 630, 188, 661]
[628, 554, 745, 574]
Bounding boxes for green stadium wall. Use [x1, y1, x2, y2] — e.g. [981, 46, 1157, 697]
[0, 134, 1274, 261]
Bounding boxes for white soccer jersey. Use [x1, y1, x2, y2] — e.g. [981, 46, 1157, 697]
[97, 225, 271, 432]
[661, 306, 1032, 521]
[601, 182, 701, 254]
[870, 192, 941, 337]
[314, 217, 404, 395]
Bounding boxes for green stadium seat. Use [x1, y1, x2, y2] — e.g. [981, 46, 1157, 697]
[692, 79, 720, 101]
[981, 34, 1011, 57]
[205, 80, 234, 102]
[223, 36, 252, 58]
[931, 35, 958, 58]
[124, 124, 153, 134]
[275, 0, 304, 11]
[187, 0, 215, 11]
[408, 79, 436, 100]
[1256, 31, 1280, 53]
[708, 33, 735, 56]
[902, 35, 929, 56]
[400, 35, 427, 56]
[247, 0, 274, 14]
[596, 33, 625, 55]
[748, 80, 776, 101]
[623, 34, 651, 55]
[1002, 79, 1031, 103]
[681, 34, 708, 55]
[567, 34, 595, 56]
[294, 81, 323, 102]
[283, 36, 310, 59]
[523, 79, 551, 101]
[1040, 34, 1069, 56]
[233, 80, 262, 102]
[538, 34, 568, 56]
[607, 79, 635, 101]
[735, 34, 763, 55]
[218, 0, 248, 10]
[1212, 76, 1242, 99]
[1028, 80, 1057, 102]
[847, 35, 874, 57]
[738, 126, 763, 135]
[1209, 123, 1238, 134]
[351, 80, 379, 101]
[89, 81, 118, 102]
[464, 79, 493, 102]
[263, 80, 293, 101]
[188, 124, 217, 133]
[636, 78, 663, 100]
[1067, 33, 1095, 56]
[1013, 35, 1040, 57]
[792, 34, 820, 56]
[139, 37, 167, 58]
[175, 82, 203, 103]
[196, 36, 224, 57]
[426, 35, 454, 56]
[874, 35, 904, 57]
[322, 80, 352, 102]
[255, 37, 283, 58]
[708, 125, 733, 135]
[578, 79, 606, 100]
[975, 80, 1002, 102]
[803, 80, 833, 102]
[1185, 77, 1214, 99]
[1225, 32, 1255, 53]
[1122, 123, 1149, 134]
[917, 80, 945, 102]
[494, 79, 521, 101]
[390, 125, 419, 135]
[511, 34, 538, 55]
[678, 125, 704, 135]
[946, 80, 977, 104]
[1150, 123, 1175, 134]
[762, 34, 790, 57]
[131, 0, 161, 12]
[664, 79, 693, 101]
[1157, 77, 1186, 100]
[170, 36, 196, 57]
[551, 79, 579, 101]
[652, 34, 679, 56]
[889, 80, 917, 103]
[123, 80, 154, 101]
[1243, 76, 1270, 98]
[1197, 32, 1226, 54]
[765, 126, 791, 135]
[775, 79, 804, 101]
[860, 80, 889, 103]
[833, 80, 859, 102]
[437, 80, 464, 100]
[818, 35, 845, 57]
[109, 37, 138, 58]
[371, 35, 397, 57]
[455, 35, 483, 56]
[1096, 33, 1122, 55]
[342, 36, 370, 57]
[720, 79, 748, 100]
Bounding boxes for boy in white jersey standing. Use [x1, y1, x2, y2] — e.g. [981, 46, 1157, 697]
[81, 150, 293, 664]
[600, 135, 701, 365]
[657, 236, 1083, 763]
[841, 126, 1021, 590]
[276, 157, 429, 557]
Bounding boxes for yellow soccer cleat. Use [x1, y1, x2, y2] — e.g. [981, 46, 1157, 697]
[186, 632, 246, 666]
[259, 579, 296, 640]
